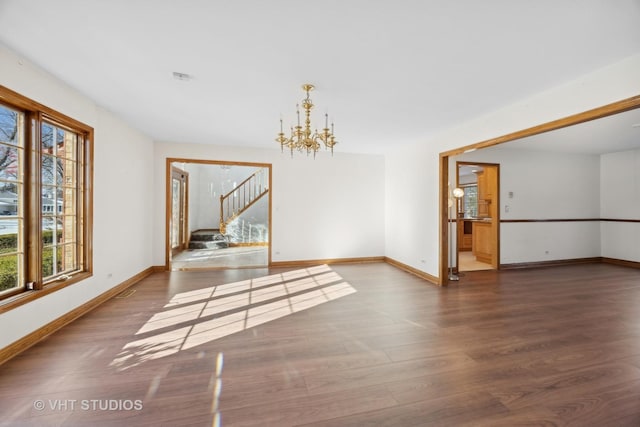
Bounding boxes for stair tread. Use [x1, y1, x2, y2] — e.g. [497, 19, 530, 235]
[188, 240, 228, 249]
[189, 230, 229, 248]
[191, 235, 226, 242]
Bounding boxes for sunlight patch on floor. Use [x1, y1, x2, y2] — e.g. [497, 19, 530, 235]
[109, 265, 355, 371]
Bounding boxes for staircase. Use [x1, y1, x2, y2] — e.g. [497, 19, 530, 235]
[219, 167, 269, 233]
[188, 230, 229, 250]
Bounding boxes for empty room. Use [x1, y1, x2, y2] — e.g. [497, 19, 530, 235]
[1, 1, 640, 425]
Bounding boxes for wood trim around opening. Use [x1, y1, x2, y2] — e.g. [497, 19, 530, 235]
[441, 95, 640, 158]
[164, 158, 273, 271]
[439, 94, 640, 286]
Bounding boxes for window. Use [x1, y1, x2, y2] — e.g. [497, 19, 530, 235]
[0, 103, 24, 296]
[0, 86, 92, 308]
[462, 184, 478, 218]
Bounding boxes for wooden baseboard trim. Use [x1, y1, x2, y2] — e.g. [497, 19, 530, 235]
[500, 257, 603, 270]
[602, 257, 640, 269]
[384, 257, 440, 286]
[173, 264, 269, 271]
[270, 256, 384, 269]
[0, 266, 157, 366]
[228, 242, 269, 247]
[5, 256, 635, 366]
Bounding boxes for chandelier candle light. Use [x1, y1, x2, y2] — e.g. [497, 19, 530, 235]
[276, 84, 338, 157]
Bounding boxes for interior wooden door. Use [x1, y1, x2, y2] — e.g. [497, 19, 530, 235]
[170, 167, 189, 257]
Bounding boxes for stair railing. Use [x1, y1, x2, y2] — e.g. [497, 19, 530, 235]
[219, 168, 269, 233]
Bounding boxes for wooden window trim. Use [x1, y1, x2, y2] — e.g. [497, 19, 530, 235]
[0, 85, 93, 313]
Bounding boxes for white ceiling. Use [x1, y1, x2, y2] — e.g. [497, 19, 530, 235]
[0, 0, 639, 154]
[499, 107, 640, 154]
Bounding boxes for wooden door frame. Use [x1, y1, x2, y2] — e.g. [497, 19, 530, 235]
[170, 166, 189, 258]
[164, 158, 273, 270]
[439, 95, 640, 286]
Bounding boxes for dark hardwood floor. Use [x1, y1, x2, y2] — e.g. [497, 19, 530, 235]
[2, 262, 640, 426]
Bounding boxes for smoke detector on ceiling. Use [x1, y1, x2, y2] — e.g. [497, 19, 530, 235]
[172, 71, 192, 81]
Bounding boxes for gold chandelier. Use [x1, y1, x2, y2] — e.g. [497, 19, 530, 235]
[276, 84, 338, 157]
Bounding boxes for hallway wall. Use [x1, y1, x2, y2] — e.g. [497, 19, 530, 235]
[154, 142, 386, 265]
[385, 53, 640, 277]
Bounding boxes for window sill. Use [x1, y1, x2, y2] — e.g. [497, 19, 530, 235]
[0, 271, 92, 314]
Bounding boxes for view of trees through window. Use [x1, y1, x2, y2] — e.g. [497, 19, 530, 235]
[0, 104, 24, 293]
[462, 185, 478, 218]
[0, 88, 91, 301]
[41, 122, 80, 279]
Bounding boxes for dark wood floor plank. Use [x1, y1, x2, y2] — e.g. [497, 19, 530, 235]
[221, 384, 398, 427]
[543, 378, 640, 427]
[299, 390, 509, 427]
[488, 362, 640, 411]
[303, 351, 477, 396]
[1, 262, 640, 425]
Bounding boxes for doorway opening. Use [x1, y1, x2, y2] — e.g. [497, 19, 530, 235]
[455, 162, 499, 273]
[439, 95, 640, 286]
[165, 159, 272, 270]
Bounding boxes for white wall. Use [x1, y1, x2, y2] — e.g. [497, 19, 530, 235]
[385, 145, 441, 274]
[600, 149, 640, 262]
[154, 143, 386, 265]
[461, 148, 601, 220]
[453, 147, 602, 264]
[182, 163, 264, 232]
[0, 44, 154, 348]
[385, 53, 640, 278]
